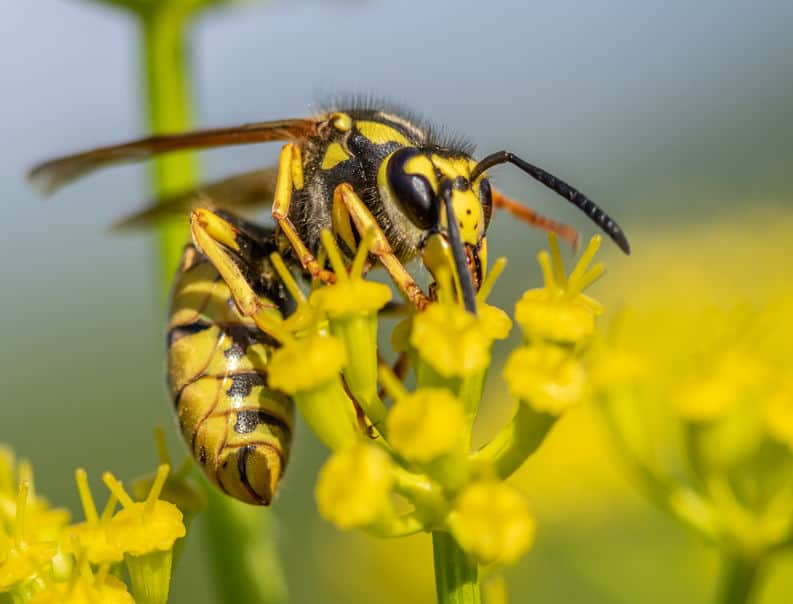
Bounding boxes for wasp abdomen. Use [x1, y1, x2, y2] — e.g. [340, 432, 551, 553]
[168, 244, 294, 505]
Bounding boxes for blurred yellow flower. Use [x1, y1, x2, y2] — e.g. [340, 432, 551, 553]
[448, 481, 535, 565]
[503, 344, 587, 414]
[316, 442, 395, 529]
[765, 386, 793, 451]
[672, 351, 768, 422]
[387, 388, 466, 463]
[28, 567, 134, 604]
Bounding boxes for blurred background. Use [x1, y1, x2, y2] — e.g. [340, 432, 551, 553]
[2, 1, 793, 602]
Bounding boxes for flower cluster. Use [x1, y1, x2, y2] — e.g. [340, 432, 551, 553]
[0, 436, 200, 604]
[260, 231, 607, 570]
[590, 217, 793, 569]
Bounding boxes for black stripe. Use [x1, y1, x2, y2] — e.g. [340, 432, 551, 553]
[237, 445, 271, 504]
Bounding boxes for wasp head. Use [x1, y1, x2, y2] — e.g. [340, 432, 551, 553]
[384, 147, 491, 313]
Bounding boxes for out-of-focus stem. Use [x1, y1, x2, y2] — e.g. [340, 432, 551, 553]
[471, 404, 556, 479]
[204, 487, 288, 604]
[138, 6, 287, 604]
[717, 554, 761, 604]
[432, 531, 481, 604]
[141, 6, 196, 290]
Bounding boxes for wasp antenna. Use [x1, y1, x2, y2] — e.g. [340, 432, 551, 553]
[442, 185, 478, 314]
[471, 151, 631, 254]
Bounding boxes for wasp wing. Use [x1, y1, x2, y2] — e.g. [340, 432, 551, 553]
[112, 167, 278, 230]
[29, 118, 316, 195]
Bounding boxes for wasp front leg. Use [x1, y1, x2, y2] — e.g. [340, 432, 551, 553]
[333, 183, 430, 309]
[190, 208, 287, 341]
[272, 143, 336, 284]
[492, 188, 580, 250]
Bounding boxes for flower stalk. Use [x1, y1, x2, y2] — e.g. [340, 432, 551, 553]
[306, 232, 606, 603]
[717, 554, 760, 604]
[432, 532, 481, 604]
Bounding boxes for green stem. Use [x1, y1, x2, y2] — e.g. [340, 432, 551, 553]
[432, 531, 481, 604]
[204, 487, 289, 604]
[716, 554, 761, 604]
[138, 6, 288, 604]
[141, 6, 197, 290]
[471, 404, 556, 479]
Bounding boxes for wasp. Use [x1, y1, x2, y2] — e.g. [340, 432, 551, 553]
[30, 100, 630, 505]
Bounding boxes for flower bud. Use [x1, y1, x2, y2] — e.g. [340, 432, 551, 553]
[315, 443, 395, 529]
[503, 344, 586, 414]
[448, 481, 535, 565]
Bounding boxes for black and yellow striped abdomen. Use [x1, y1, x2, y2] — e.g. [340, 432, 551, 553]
[167, 243, 294, 505]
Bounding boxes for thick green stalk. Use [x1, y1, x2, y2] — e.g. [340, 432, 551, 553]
[716, 554, 760, 604]
[432, 531, 481, 604]
[139, 6, 287, 604]
[141, 6, 196, 289]
[204, 487, 288, 604]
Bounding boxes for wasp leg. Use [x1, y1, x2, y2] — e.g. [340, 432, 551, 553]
[190, 208, 286, 340]
[492, 188, 580, 250]
[333, 183, 430, 309]
[272, 144, 336, 283]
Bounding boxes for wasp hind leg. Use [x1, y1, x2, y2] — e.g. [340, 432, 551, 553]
[190, 208, 287, 340]
[333, 183, 430, 309]
[272, 143, 336, 284]
[492, 188, 580, 250]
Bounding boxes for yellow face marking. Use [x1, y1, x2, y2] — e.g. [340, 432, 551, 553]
[439, 189, 484, 246]
[331, 112, 352, 131]
[431, 155, 476, 180]
[403, 154, 438, 191]
[357, 121, 410, 146]
[321, 142, 351, 170]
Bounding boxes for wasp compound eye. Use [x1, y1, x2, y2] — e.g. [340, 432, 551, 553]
[479, 177, 493, 228]
[386, 147, 438, 230]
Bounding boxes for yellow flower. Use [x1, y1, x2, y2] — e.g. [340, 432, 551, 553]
[672, 351, 767, 422]
[387, 388, 466, 464]
[0, 482, 57, 593]
[103, 466, 185, 556]
[448, 481, 535, 565]
[103, 465, 185, 604]
[515, 234, 604, 346]
[267, 334, 347, 394]
[503, 344, 587, 414]
[28, 565, 134, 604]
[410, 303, 495, 378]
[765, 385, 793, 450]
[309, 229, 392, 317]
[315, 442, 395, 529]
[62, 469, 124, 565]
[0, 451, 69, 542]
